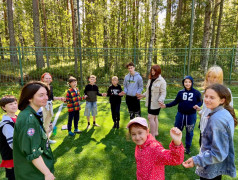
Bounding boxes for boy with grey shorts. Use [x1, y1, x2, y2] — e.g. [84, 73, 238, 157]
[84, 75, 106, 129]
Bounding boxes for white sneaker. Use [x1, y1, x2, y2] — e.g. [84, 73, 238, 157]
[49, 139, 56, 144]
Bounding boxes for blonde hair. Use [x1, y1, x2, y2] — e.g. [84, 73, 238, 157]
[68, 76, 77, 83]
[202, 65, 223, 89]
[112, 76, 118, 80]
[89, 75, 96, 79]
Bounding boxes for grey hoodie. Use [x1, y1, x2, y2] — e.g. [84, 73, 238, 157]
[0, 115, 15, 149]
[123, 72, 143, 96]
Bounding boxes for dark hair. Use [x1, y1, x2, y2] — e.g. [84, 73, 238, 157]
[129, 123, 148, 134]
[0, 95, 17, 112]
[68, 76, 77, 83]
[205, 83, 237, 127]
[126, 62, 135, 68]
[149, 65, 161, 79]
[18, 81, 49, 111]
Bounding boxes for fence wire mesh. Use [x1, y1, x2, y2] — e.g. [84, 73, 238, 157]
[0, 46, 237, 88]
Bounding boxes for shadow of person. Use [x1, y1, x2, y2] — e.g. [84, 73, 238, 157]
[74, 127, 97, 154]
[53, 135, 76, 162]
[96, 128, 136, 179]
[53, 127, 97, 162]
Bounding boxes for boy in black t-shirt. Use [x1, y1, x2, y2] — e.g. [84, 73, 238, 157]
[106, 76, 123, 129]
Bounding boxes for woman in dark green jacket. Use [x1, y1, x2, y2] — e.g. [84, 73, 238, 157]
[13, 81, 55, 180]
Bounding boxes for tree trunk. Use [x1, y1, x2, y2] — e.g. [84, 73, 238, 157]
[214, 0, 224, 64]
[165, 0, 171, 29]
[103, 0, 108, 74]
[70, 0, 78, 76]
[235, 41, 238, 72]
[153, 13, 158, 64]
[210, 0, 219, 61]
[235, 1, 238, 72]
[3, 0, 9, 41]
[7, 0, 18, 65]
[32, 0, 45, 68]
[66, 0, 71, 59]
[15, 1, 24, 60]
[147, 0, 157, 78]
[41, 0, 49, 67]
[210, 0, 219, 48]
[176, 0, 183, 26]
[200, 0, 212, 72]
[0, 37, 4, 60]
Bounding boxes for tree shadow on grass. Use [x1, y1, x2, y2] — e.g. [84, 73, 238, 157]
[53, 128, 97, 161]
[97, 128, 137, 180]
[74, 127, 97, 154]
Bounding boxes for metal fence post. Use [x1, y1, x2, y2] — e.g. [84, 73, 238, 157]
[229, 46, 235, 85]
[18, 45, 24, 86]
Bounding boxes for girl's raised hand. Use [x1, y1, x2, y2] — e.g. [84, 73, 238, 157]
[170, 127, 182, 146]
[182, 158, 194, 168]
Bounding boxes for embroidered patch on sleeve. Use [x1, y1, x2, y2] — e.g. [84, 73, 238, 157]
[27, 128, 35, 136]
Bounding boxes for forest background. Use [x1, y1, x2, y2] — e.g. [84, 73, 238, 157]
[0, 0, 238, 87]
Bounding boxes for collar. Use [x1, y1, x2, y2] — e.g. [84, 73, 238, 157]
[150, 75, 162, 82]
[208, 105, 224, 117]
[26, 105, 43, 125]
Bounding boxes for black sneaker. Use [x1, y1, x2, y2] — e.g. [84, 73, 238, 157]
[116, 121, 119, 129]
[185, 148, 191, 154]
[113, 122, 116, 128]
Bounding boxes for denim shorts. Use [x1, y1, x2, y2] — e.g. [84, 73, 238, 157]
[84, 101, 97, 116]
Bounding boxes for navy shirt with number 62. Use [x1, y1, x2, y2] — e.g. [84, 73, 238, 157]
[165, 76, 202, 115]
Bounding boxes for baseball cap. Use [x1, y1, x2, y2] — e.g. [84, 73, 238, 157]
[127, 117, 148, 129]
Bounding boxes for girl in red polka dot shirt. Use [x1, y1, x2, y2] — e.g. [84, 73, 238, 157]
[127, 117, 184, 180]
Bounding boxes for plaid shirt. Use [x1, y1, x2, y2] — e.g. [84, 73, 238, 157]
[66, 88, 84, 112]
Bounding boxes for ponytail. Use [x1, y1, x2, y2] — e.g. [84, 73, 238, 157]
[224, 104, 237, 127]
[205, 83, 237, 127]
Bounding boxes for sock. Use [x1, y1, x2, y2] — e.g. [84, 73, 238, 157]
[93, 121, 96, 125]
[88, 122, 90, 125]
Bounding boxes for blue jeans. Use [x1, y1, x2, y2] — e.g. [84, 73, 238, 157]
[174, 111, 197, 147]
[68, 110, 79, 132]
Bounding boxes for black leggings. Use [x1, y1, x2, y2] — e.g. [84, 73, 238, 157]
[200, 175, 222, 180]
[110, 102, 121, 122]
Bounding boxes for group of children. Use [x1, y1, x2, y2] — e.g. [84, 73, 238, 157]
[0, 64, 237, 180]
[65, 74, 123, 136]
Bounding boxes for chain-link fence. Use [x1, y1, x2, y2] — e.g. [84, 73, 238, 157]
[0, 46, 237, 88]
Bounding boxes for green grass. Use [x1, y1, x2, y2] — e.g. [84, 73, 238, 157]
[0, 85, 238, 180]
